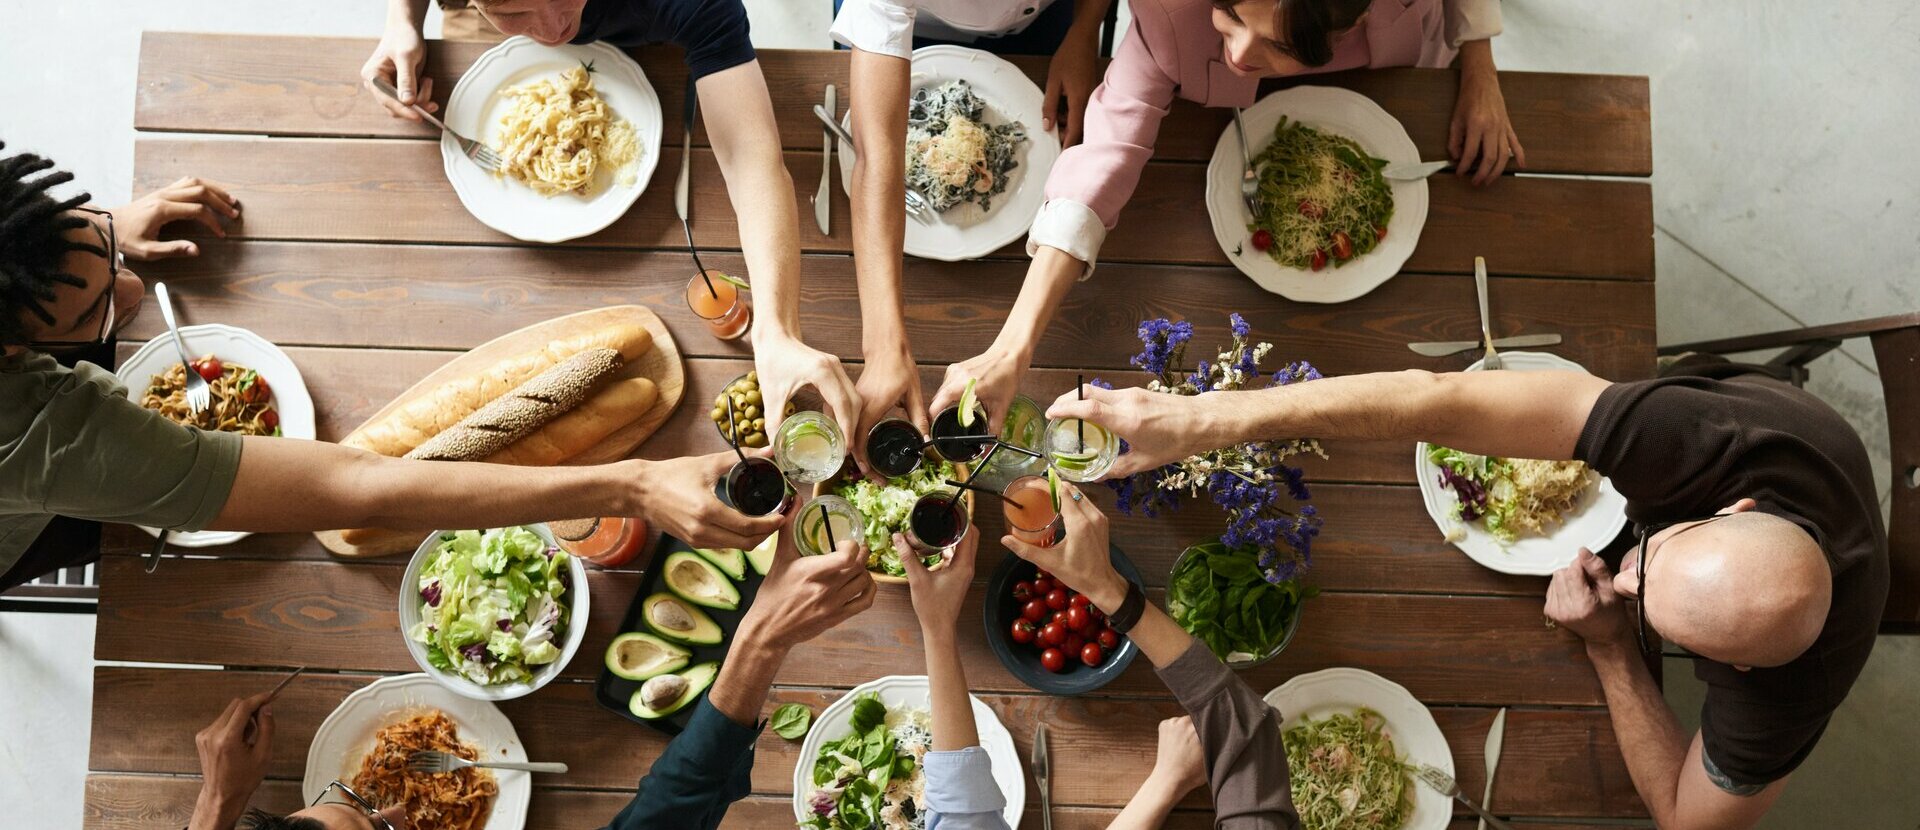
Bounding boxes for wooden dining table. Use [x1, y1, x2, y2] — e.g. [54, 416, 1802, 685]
[84, 33, 1656, 829]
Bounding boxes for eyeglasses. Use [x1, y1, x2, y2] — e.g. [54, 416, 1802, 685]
[309, 780, 396, 830]
[1632, 513, 1729, 657]
[26, 207, 122, 351]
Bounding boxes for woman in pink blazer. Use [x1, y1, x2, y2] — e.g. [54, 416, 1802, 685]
[930, 0, 1519, 437]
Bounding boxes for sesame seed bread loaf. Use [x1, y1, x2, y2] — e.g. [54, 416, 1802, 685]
[405, 348, 624, 461]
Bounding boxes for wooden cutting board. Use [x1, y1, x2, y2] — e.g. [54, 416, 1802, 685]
[315, 305, 684, 557]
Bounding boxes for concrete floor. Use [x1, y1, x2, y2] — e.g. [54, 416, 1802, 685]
[1, 1, 1914, 827]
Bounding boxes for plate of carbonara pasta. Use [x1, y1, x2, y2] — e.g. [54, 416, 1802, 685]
[306, 674, 530, 830]
[115, 323, 314, 548]
[444, 36, 663, 243]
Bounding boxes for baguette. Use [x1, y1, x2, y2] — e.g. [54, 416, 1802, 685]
[486, 376, 658, 466]
[346, 322, 652, 457]
[406, 348, 624, 461]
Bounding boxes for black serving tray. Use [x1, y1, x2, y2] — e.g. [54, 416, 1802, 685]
[594, 533, 769, 735]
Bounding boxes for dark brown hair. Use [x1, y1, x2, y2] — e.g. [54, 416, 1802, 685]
[1213, 0, 1374, 68]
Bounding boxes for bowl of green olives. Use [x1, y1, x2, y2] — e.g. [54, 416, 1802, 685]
[711, 371, 795, 449]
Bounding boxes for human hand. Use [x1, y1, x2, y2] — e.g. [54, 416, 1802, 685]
[901, 528, 977, 636]
[1147, 715, 1208, 796]
[1001, 482, 1130, 613]
[360, 16, 435, 122]
[630, 453, 786, 550]
[752, 331, 862, 445]
[929, 345, 1030, 436]
[737, 530, 877, 653]
[1449, 52, 1525, 187]
[1544, 547, 1633, 646]
[852, 339, 927, 477]
[1042, 28, 1100, 147]
[1045, 385, 1213, 480]
[190, 691, 275, 830]
[109, 178, 241, 260]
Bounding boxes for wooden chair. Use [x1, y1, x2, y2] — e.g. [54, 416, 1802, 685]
[0, 565, 99, 614]
[1659, 312, 1920, 633]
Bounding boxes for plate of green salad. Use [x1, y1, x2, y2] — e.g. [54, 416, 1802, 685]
[1264, 668, 1450, 830]
[1415, 352, 1629, 575]
[823, 459, 968, 584]
[401, 524, 590, 701]
[792, 675, 1023, 830]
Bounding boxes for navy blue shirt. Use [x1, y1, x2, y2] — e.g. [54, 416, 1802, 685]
[573, 0, 758, 81]
[602, 697, 763, 830]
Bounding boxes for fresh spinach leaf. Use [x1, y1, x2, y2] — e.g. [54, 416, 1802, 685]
[772, 703, 813, 740]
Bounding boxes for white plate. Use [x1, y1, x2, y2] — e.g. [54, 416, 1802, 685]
[399, 524, 590, 701]
[444, 36, 664, 243]
[1205, 86, 1428, 303]
[1414, 351, 1630, 575]
[114, 323, 315, 548]
[838, 45, 1061, 262]
[304, 673, 531, 830]
[792, 675, 1024, 827]
[1265, 667, 1452, 830]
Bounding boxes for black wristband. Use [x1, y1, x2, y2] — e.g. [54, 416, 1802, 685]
[1105, 579, 1147, 634]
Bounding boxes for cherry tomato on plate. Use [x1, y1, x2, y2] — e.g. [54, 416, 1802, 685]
[1066, 606, 1090, 632]
[1062, 633, 1086, 656]
[1022, 600, 1048, 623]
[1097, 628, 1121, 650]
[1070, 593, 1091, 609]
[1045, 589, 1069, 611]
[1331, 231, 1355, 261]
[1039, 621, 1067, 648]
[1010, 619, 1037, 645]
[1299, 200, 1323, 219]
[1030, 578, 1053, 598]
[1011, 581, 1034, 603]
[1310, 249, 1329, 271]
[1040, 647, 1067, 673]
[1250, 229, 1273, 252]
[1080, 642, 1105, 667]
[191, 356, 223, 382]
[260, 409, 280, 432]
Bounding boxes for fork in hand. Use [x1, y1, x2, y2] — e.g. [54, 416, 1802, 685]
[153, 282, 210, 415]
[369, 76, 501, 173]
[406, 750, 568, 775]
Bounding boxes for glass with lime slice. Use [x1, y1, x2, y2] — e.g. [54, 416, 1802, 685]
[794, 495, 865, 556]
[1045, 417, 1118, 483]
[773, 410, 847, 485]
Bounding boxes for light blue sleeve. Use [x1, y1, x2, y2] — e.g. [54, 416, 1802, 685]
[922, 746, 1013, 830]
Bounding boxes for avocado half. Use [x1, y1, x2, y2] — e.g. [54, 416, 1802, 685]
[663, 551, 742, 610]
[641, 592, 723, 645]
[604, 632, 691, 682]
[629, 661, 720, 720]
[745, 531, 779, 576]
[693, 546, 747, 580]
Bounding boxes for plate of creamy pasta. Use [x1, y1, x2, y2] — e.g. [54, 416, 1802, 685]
[306, 674, 530, 830]
[444, 36, 663, 243]
[115, 323, 315, 548]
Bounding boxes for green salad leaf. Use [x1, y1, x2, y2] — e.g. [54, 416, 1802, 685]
[408, 527, 571, 686]
[1166, 541, 1313, 662]
[801, 693, 925, 830]
[772, 703, 813, 740]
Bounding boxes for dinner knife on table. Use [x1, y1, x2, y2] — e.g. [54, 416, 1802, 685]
[1478, 708, 1506, 830]
[1383, 160, 1450, 181]
[1407, 333, 1561, 357]
[813, 84, 835, 235]
[1032, 722, 1052, 830]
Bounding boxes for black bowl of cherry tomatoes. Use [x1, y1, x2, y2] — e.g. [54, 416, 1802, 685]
[982, 546, 1142, 695]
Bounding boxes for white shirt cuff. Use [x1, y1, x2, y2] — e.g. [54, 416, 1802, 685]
[1446, 0, 1504, 47]
[1025, 199, 1105, 281]
[829, 0, 916, 60]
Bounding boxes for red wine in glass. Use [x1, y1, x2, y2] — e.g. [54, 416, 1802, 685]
[866, 418, 925, 479]
[929, 404, 991, 463]
[906, 492, 970, 551]
[715, 456, 793, 517]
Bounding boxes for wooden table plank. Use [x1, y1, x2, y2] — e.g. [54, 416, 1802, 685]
[94, 558, 1603, 706]
[132, 138, 1653, 279]
[91, 667, 1641, 816]
[122, 241, 1656, 374]
[135, 34, 1652, 176]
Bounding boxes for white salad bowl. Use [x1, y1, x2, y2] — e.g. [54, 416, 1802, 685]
[399, 524, 591, 701]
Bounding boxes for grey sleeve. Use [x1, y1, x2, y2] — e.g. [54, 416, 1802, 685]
[1155, 639, 1301, 829]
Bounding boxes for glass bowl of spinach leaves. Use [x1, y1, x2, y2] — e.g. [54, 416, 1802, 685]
[1166, 540, 1312, 669]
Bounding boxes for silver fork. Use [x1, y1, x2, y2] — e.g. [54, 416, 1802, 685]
[1412, 763, 1513, 830]
[1032, 722, 1052, 830]
[153, 282, 210, 414]
[811, 103, 935, 224]
[370, 76, 501, 173]
[405, 750, 568, 775]
[1472, 256, 1504, 371]
[1231, 107, 1262, 218]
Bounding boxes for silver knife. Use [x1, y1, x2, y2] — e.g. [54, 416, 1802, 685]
[813, 84, 835, 235]
[1032, 722, 1051, 830]
[1407, 333, 1561, 357]
[1479, 708, 1506, 830]
[1384, 160, 1449, 181]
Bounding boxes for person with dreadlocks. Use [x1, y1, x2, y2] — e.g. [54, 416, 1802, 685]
[0, 145, 789, 589]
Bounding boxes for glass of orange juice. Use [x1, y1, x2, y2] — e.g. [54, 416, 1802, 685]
[1001, 474, 1063, 547]
[685, 270, 751, 340]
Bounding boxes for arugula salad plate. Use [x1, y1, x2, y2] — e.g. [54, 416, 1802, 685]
[1414, 351, 1629, 576]
[1264, 668, 1451, 830]
[792, 675, 1023, 828]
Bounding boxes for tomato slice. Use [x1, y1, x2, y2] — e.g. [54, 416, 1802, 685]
[1331, 231, 1355, 260]
[1310, 249, 1328, 271]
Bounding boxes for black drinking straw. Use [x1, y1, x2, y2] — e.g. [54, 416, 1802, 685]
[1076, 374, 1086, 452]
[723, 405, 748, 462]
[684, 219, 719, 299]
[818, 501, 837, 550]
[946, 479, 1023, 510]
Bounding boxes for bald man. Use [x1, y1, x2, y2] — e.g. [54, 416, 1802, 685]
[1044, 356, 1887, 830]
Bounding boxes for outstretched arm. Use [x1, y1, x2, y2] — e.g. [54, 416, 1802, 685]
[1048, 369, 1612, 479]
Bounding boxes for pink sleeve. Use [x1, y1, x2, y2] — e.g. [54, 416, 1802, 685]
[1040, 13, 1181, 230]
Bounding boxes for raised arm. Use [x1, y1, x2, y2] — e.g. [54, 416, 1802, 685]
[696, 61, 861, 442]
[902, 531, 1012, 830]
[1049, 369, 1612, 479]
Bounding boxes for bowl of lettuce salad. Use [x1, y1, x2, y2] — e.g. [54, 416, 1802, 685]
[400, 525, 590, 701]
[822, 459, 965, 584]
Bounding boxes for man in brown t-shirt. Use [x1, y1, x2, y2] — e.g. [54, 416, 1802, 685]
[1043, 359, 1887, 830]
